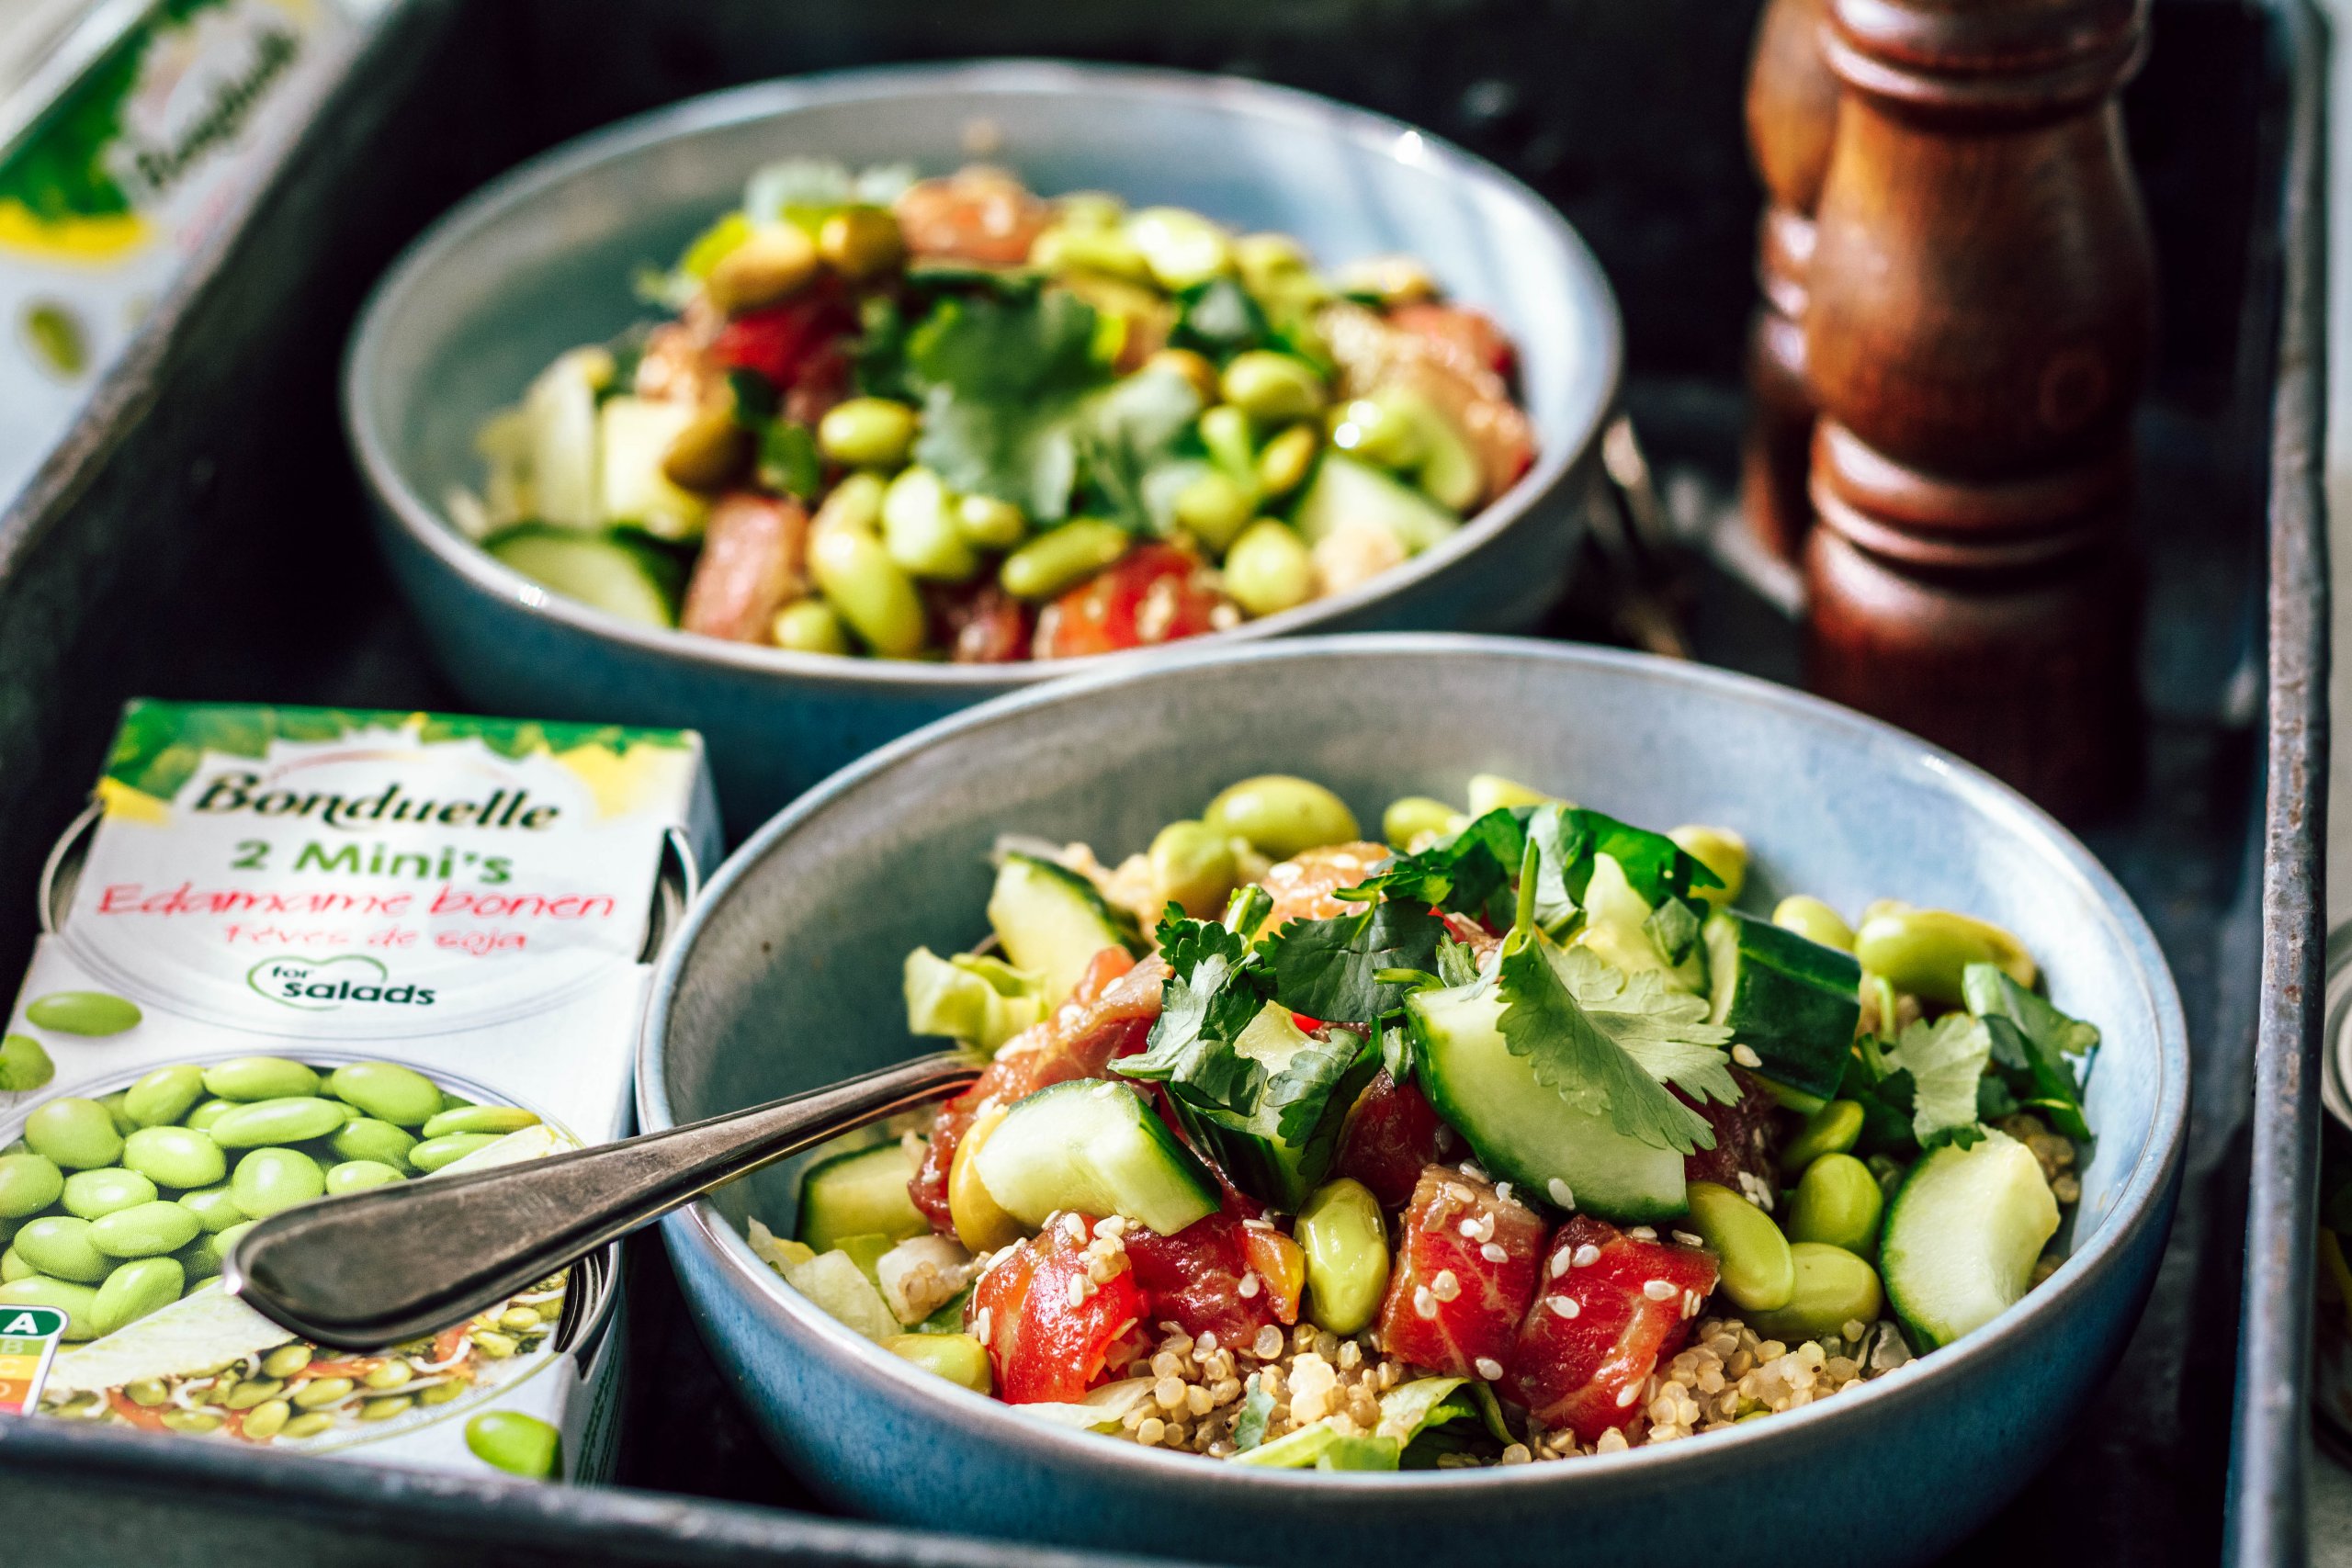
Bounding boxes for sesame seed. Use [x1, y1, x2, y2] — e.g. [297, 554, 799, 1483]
[1459, 1218, 1483, 1239]
[1547, 1178, 1576, 1209]
[1238, 1272, 1261, 1300]
[1549, 1250, 1572, 1279]
[1732, 1043, 1762, 1068]
[1481, 1242, 1510, 1263]
[1062, 1213, 1088, 1242]
[1495, 1182, 1514, 1204]
[1628, 1225, 1657, 1241]
[1572, 1244, 1601, 1268]
[1548, 1295, 1579, 1319]
[1198, 1332, 1219, 1354]
[1475, 1357, 1505, 1381]
[1414, 1286, 1438, 1319]
[1642, 1279, 1676, 1301]
[1672, 1231, 1703, 1248]
[1616, 1383, 1641, 1407]
[1430, 1269, 1462, 1303]
[1069, 1276, 1089, 1307]
[974, 1306, 991, 1342]
[1459, 1161, 1489, 1182]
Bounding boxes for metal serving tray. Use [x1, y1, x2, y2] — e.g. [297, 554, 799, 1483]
[0, 1, 2324, 1563]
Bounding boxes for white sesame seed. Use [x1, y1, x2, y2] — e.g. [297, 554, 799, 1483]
[1672, 1231, 1703, 1248]
[1459, 1161, 1489, 1182]
[1480, 1242, 1509, 1263]
[1732, 1043, 1762, 1069]
[974, 1306, 992, 1341]
[1459, 1218, 1483, 1239]
[1474, 1357, 1505, 1382]
[1494, 1182, 1514, 1204]
[1628, 1225, 1657, 1241]
[1548, 1295, 1580, 1319]
[1616, 1383, 1641, 1407]
[1642, 1279, 1676, 1301]
[1414, 1286, 1438, 1319]
[1238, 1272, 1261, 1300]
[1069, 1276, 1089, 1307]
[1547, 1178, 1576, 1209]
[1198, 1331, 1218, 1353]
[1430, 1269, 1462, 1303]
[1095, 1080, 1122, 1098]
[1572, 1244, 1601, 1268]
[1549, 1250, 1572, 1278]
[1062, 1213, 1087, 1242]
[1683, 1291, 1702, 1317]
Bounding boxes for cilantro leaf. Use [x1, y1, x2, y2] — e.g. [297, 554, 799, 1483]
[1360, 807, 1525, 918]
[1495, 929, 1719, 1155]
[1883, 1012, 1994, 1149]
[1171, 276, 1268, 357]
[1072, 369, 1204, 532]
[1547, 807, 1724, 909]
[1231, 1376, 1275, 1451]
[1265, 902, 1445, 1023]
[1963, 963, 2095, 1141]
[1264, 1028, 1377, 1145]
[1114, 913, 1265, 1117]
[1548, 942, 1738, 1107]
[907, 289, 1108, 520]
[1643, 897, 1702, 967]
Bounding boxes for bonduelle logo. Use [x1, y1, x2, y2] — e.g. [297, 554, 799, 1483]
[247, 954, 437, 1011]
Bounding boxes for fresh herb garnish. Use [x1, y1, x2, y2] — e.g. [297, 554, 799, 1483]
[906, 289, 1107, 521]
[1114, 908, 1266, 1120]
[1882, 1012, 1993, 1150]
[1267, 901, 1445, 1023]
[1964, 963, 2096, 1142]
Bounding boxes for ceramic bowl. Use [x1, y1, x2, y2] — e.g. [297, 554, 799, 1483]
[639, 634, 2188, 1568]
[345, 62, 1622, 830]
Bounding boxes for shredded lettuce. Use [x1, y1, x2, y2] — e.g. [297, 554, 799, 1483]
[902, 948, 1046, 1054]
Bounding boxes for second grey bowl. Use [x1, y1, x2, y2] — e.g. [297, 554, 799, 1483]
[640, 634, 2188, 1568]
[345, 61, 1622, 829]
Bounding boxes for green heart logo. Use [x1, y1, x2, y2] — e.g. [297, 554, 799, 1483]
[246, 953, 393, 1011]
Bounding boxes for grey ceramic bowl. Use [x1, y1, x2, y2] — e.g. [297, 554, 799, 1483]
[345, 61, 1621, 831]
[640, 635, 2188, 1568]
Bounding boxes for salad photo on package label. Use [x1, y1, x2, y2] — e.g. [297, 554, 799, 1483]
[752, 773, 2097, 1468]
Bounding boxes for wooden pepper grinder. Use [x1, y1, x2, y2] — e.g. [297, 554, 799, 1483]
[1741, 0, 1841, 560]
[1802, 0, 2156, 818]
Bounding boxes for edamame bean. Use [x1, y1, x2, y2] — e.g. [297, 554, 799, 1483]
[1326, 397, 1426, 470]
[704, 223, 820, 313]
[224, 1378, 285, 1410]
[771, 599, 853, 655]
[884, 1333, 992, 1393]
[208, 1097, 350, 1150]
[98, 1093, 136, 1138]
[1204, 775, 1361, 860]
[1148, 822, 1238, 919]
[1172, 469, 1254, 553]
[881, 467, 979, 581]
[418, 1379, 468, 1407]
[1771, 896, 1856, 953]
[820, 399, 920, 470]
[1787, 1154, 1886, 1257]
[61, 1168, 156, 1220]
[177, 1230, 229, 1282]
[465, 1410, 564, 1479]
[1745, 1243, 1884, 1344]
[999, 521, 1129, 602]
[187, 1100, 234, 1134]
[25, 990, 141, 1036]
[1221, 520, 1316, 618]
[1466, 773, 1559, 815]
[326, 1063, 442, 1127]
[419, 1104, 540, 1141]
[177, 1186, 246, 1234]
[661, 401, 751, 491]
[122, 1125, 227, 1190]
[360, 1395, 413, 1421]
[16, 1215, 109, 1281]
[1382, 796, 1468, 852]
[1254, 423, 1319, 497]
[280, 1412, 336, 1438]
[0, 1152, 62, 1218]
[953, 494, 1028, 550]
[291, 1376, 355, 1409]
[1683, 1181, 1795, 1313]
[1780, 1100, 1865, 1173]
[257, 1342, 311, 1380]
[1852, 909, 2036, 1003]
[0, 1277, 100, 1339]
[809, 520, 927, 656]
[1198, 403, 1256, 479]
[0, 1033, 54, 1092]
[1142, 347, 1220, 405]
[1295, 1179, 1390, 1336]
[122, 1065, 204, 1128]
[1668, 826, 1747, 907]
[947, 1105, 1024, 1254]
[818, 206, 906, 281]
[1220, 351, 1327, 424]
[243, 1400, 292, 1439]
[202, 1056, 319, 1102]
[25, 1098, 123, 1170]
[408, 1133, 502, 1173]
[1125, 207, 1232, 291]
[160, 1409, 223, 1434]
[363, 1359, 413, 1390]
[325, 1160, 406, 1196]
[331, 1119, 417, 1170]
[92, 1256, 184, 1336]
[90, 1200, 200, 1258]
[232, 1148, 325, 1218]
[0, 1247, 28, 1283]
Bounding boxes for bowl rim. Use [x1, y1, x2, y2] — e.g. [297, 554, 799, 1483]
[639, 632, 2190, 1495]
[343, 59, 1623, 693]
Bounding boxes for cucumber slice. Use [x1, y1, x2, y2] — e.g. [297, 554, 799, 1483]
[971, 1079, 1219, 1236]
[1704, 909, 1861, 1100]
[1880, 1129, 2059, 1348]
[797, 1140, 929, 1254]
[986, 854, 1139, 1004]
[486, 525, 680, 628]
[1376, 387, 1482, 513]
[1293, 452, 1463, 558]
[1407, 982, 1687, 1223]
[596, 395, 709, 540]
[1168, 1002, 1379, 1211]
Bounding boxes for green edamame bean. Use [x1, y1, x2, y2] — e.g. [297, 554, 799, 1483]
[243, 1399, 292, 1439]
[953, 493, 1028, 550]
[90, 1199, 201, 1258]
[92, 1256, 184, 1336]
[202, 1056, 320, 1102]
[420, 1105, 541, 1140]
[159, 1408, 223, 1434]
[1254, 423, 1319, 498]
[359, 1394, 414, 1421]
[1220, 351, 1327, 424]
[1668, 826, 1747, 908]
[1684, 1181, 1796, 1313]
[1772, 896, 1856, 953]
[1465, 773, 1560, 815]
[291, 1376, 355, 1409]
[24, 1098, 123, 1170]
[61, 1168, 157, 1219]
[0, 1247, 28, 1283]
[1788, 1154, 1886, 1257]
[15, 1215, 110, 1281]
[1204, 775, 1361, 859]
[223, 1377, 285, 1410]
[326, 1062, 443, 1127]
[177, 1186, 247, 1234]
[1147, 821, 1239, 919]
[999, 521, 1129, 603]
[263, 1343, 313, 1379]
[881, 467, 980, 581]
[325, 1160, 406, 1196]
[883, 1332, 992, 1393]
[279, 1412, 336, 1439]
[1172, 469, 1254, 553]
[0, 1277, 100, 1339]
[1780, 1100, 1865, 1173]
[771, 599, 853, 655]
[417, 1378, 468, 1407]
[98, 1093, 137, 1138]
[232, 1148, 325, 1218]
[187, 1100, 235, 1134]
[123, 1065, 205, 1127]
[817, 397, 919, 469]
[1852, 909, 2036, 1004]
[1326, 397, 1427, 470]
[1222, 520, 1316, 618]
[1125, 207, 1232, 291]
[1382, 795, 1468, 852]
[25, 990, 141, 1036]
[1746, 1243, 1884, 1345]
[0, 1033, 55, 1092]
[1198, 404, 1256, 478]
[331, 1118, 417, 1169]
[1295, 1179, 1391, 1336]
[408, 1133, 502, 1173]
[809, 521, 926, 657]
[121, 1125, 228, 1190]
[208, 1096, 350, 1149]
[465, 1410, 564, 1479]
[177, 1229, 229, 1283]
[363, 1359, 413, 1390]
[0, 1152, 63, 1217]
